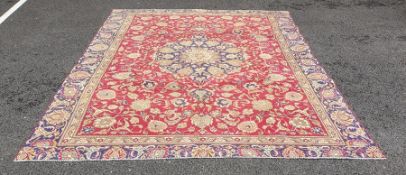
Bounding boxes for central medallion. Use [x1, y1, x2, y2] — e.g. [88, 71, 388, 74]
[154, 35, 245, 83]
[180, 47, 220, 64]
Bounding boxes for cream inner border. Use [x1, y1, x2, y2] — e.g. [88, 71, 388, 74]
[58, 11, 345, 146]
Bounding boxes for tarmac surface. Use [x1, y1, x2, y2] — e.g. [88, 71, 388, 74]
[0, 0, 405, 174]
[0, 0, 18, 15]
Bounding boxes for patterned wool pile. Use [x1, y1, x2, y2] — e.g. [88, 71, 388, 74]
[15, 9, 385, 161]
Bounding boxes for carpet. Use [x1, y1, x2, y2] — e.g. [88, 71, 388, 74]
[15, 9, 385, 161]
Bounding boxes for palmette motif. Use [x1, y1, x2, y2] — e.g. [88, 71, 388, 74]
[15, 9, 385, 161]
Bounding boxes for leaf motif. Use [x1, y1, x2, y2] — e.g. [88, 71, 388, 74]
[177, 122, 187, 129]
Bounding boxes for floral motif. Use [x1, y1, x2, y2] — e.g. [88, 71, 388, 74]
[165, 82, 181, 91]
[282, 146, 305, 158]
[191, 114, 213, 129]
[366, 146, 385, 158]
[62, 85, 77, 99]
[130, 100, 151, 111]
[289, 117, 311, 129]
[142, 80, 156, 89]
[112, 72, 131, 80]
[267, 74, 286, 82]
[189, 89, 212, 102]
[330, 111, 354, 126]
[102, 147, 127, 160]
[43, 110, 70, 125]
[221, 85, 236, 91]
[266, 117, 276, 125]
[147, 120, 168, 132]
[252, 100, 273, 111]
[148, 148, 167, 158]
[284, 91, 303, 101]
[244, 82, 259, 90]
[237, 121, 258, 133]
[192, 145, 215, 157]
[171, 98, 188, 107]
[59, 148, 80, 160]
[93, 116, 116, 128]
[240, 148, 259, 157]
[96, 89, 116, 100]
[215, 98, 232, 108]
[16, 147, 36, 161]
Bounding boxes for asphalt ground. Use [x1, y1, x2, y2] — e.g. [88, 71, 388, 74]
[0, 0, 405, 174]
[0, 0, 18, 15]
